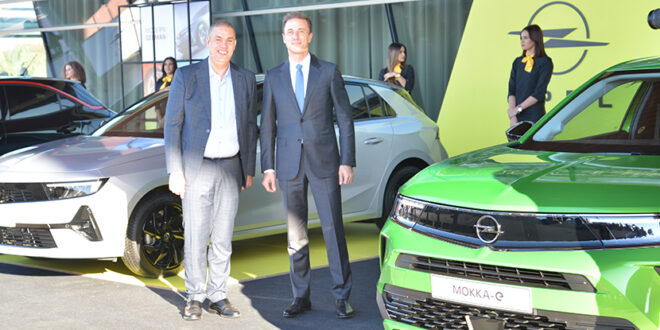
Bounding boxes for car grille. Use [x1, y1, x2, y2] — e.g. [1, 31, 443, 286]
[0, 183, 47, 203]
[0, 226, 57, 248]
[393, 196, 660, 250]
[396, 254, 595, 292]
[381, 284, 637, 330]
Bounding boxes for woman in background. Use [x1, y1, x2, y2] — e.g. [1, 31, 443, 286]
[378, 42, 414, 93]
[156, 57, 177, 91]
[62, 61, 87, 88]
[507, 24, 553, 127]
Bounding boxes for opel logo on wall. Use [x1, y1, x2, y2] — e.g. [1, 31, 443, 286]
[474, 215, 504, 244]
[509, 1, 609, 75]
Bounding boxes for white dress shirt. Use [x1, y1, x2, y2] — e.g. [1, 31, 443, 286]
[289, 53, 311, 97]
[204, 61, 239, 158]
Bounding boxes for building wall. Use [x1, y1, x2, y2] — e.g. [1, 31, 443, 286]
[28, 0, 472, 118]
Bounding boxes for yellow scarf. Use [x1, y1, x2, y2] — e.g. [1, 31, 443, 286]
[160, 75, 173, 90]
[393, 63, 402, 74]
[522, 54, 534, 73]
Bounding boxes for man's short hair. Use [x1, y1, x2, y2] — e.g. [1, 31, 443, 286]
[209, 19, 235, 34]
[282, 12, 312, 33]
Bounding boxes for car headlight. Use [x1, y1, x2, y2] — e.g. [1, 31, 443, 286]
[390, 194, 426, 228]
[44, 179, 108, 200]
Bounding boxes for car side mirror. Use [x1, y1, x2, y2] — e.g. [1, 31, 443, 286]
[506, 121, 533, 142]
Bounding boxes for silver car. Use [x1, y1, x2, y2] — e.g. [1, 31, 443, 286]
[0, 76, 445, 277]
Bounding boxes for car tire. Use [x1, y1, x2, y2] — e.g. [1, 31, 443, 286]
[377, 165, 422, 230]
[123, 192, 184, 278]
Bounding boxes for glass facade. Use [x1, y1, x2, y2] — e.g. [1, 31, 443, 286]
[0, 0, 472, 119]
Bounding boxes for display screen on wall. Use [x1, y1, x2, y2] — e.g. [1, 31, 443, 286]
[140, 1, 209, 63]
[175, 2, 209, 60]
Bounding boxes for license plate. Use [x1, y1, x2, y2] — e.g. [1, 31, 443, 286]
[431, 274, 532, 314]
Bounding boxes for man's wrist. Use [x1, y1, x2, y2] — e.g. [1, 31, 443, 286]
[516, 106, 523, 113]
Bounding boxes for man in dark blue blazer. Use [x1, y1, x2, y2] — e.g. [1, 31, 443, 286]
[260, 12, 356, 319]
[164, 20, 257, 321]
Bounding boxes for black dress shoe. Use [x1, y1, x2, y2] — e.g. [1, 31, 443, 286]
[335, 299, 355, 319]
[282, 297, 312, 318]
[209, 298, 241, 318]
[183, 300, 203, 321]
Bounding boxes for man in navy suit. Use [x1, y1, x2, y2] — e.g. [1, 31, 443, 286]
[164, 20, 257, 321]
[260, 12, 356, 319]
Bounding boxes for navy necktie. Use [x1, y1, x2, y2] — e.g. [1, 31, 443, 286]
[295, 63, 304, 112]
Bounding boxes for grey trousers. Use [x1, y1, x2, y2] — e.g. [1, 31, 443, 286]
[182, 157, 241, 303]
[279, 149, 352, 300]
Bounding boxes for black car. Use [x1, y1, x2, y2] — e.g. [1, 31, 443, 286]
[0, 77, 116, 155]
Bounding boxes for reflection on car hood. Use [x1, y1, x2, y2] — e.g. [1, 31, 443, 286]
[401, 145, 660, 214]
[0, 136, 164, 180]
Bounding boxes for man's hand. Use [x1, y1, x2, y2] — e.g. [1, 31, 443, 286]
[168, 171, 186, 199]
[242, 175, 253, 191]
[262, 172, 277, 193]
[338, 165, 354, 185]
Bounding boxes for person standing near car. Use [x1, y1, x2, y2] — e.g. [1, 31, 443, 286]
[62, 60, 87, 88]
[164, 19, 257, 321]
[156, 57, 178, 91]
[378, 42, 414, 93]
[260, 11, 356, 319]
[507, 24, 553, 127]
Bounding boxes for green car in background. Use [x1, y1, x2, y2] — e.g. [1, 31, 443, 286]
[377, 57, 660, 329]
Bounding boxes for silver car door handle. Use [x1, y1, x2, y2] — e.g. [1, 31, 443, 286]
[363, 137, 384, 145]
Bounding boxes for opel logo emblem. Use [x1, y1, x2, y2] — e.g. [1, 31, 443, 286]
[474, 215, 504, 244]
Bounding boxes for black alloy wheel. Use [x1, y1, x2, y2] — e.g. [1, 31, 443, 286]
[123, 192, 184, 277]
[141, 202, 184, 273]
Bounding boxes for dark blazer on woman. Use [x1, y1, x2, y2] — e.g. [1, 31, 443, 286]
[378, 64, 415, 93]
[156, 76, 172, 91]
[508, 55, 553, 123]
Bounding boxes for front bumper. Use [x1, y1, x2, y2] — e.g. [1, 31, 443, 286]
[0, 179, 130, 259]
[377, 219, 660, 329]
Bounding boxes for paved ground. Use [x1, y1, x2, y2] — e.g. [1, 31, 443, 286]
[0, 257, 384, 329]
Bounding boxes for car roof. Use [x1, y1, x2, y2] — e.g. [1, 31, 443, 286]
[0, 76, 81, 88]
[605, 56, 660, 72]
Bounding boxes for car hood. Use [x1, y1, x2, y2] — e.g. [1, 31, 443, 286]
[0, 136, 164, 181]
[401, 145, 660, 213]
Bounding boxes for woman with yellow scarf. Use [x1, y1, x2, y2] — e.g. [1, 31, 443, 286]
[507, 25, 553, 127]
[379, 42, 415, 93]
[156, 57, 177, 91]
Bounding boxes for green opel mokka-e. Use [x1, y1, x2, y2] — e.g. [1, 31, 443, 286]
[377, 57, 660, 329]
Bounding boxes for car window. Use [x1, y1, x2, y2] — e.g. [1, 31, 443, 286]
[383, 98, 396, 116]
[528, 73, 660, 154]
[100, 97, 166, 138]
[61, 82, 105, 108]
[60, 98, 77, 112]
[364, 86, 386, 118]
[5, 85, 61, 120]
[345, 84, 370, 120]
[549, 81, 641, 141]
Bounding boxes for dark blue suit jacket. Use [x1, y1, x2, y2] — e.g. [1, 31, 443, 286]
[260, 54, 355, 180]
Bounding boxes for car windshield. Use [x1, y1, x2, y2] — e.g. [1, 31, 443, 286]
[520, 73, 660, 155]
[61, 82, 106, 107]
[93, 92, 167, 138]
